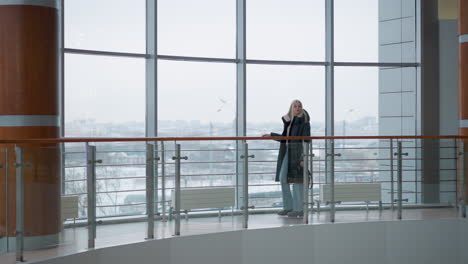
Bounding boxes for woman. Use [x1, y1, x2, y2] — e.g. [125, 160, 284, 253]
[263, 100, 311, 217]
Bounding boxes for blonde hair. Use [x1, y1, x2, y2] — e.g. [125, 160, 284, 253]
[287, 99, 308, 122]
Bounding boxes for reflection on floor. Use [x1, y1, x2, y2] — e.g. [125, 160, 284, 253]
[0, 207, 461, 264]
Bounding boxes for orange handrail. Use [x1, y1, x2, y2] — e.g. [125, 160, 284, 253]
[0, 135, 467, 144]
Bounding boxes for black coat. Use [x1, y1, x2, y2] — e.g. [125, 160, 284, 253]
[271, 111, 311, 183]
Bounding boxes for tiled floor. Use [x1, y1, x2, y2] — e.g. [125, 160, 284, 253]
[0, 207, 462, 264]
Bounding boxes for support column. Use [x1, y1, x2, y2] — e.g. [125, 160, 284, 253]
[0, 1, 60, 250]
[236, 0, 247, 209]
[421, 0, 440, 204]
[146, 0, 157, 138]
[325, 0, 334, 185]
[460, 0, 468, 205]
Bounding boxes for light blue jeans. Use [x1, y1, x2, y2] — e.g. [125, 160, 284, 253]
[279, 150, 304, 212]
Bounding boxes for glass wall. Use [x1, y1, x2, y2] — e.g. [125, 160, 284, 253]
[246, 65, 325, 206]
[63, 0, 419, 215]
[64, 1, 147, 217]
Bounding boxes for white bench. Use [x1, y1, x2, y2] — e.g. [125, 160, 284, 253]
[61, 195, 79, 225]
[316, 183, 382, 212]
[170, 187, 235, 219]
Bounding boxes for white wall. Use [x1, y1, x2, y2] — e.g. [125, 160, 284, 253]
[31, 218, 468, 264]
[378, 0, 417, 137]
[437, 19, 459, 203]
[438, 19, 458, 136]
[378, 0, 419, 204]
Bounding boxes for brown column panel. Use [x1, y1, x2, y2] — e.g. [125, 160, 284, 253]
[461, 0, 468, 205]
[0, 149, 6, 238]
[0, 126, 60, 237]
[0, 5, 58, 115]
[461, 0, 468, 35]
[460, 43, 468, 119]
[0, 3, 60, 244]
[460, 128, 468, 137]
[4, 144, 61, 237]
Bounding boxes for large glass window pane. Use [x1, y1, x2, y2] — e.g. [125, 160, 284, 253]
[334, 0, 378, 62]
[158, 62, 236, 211]
[65, 0, 146, 53]
[334, 67, 378, 136]
[64, 54, 145, 137]
[334, 67, 418, 205]
[334, 0, 416, 62]
[158, 61, 236, 137]
[247, 0, 325, 61]
[334, 67, 379, 189]
[247, 65, 325, 136]
[64, 54, 145, 223]
[158, 0, 236, 58]
[335, 66, 417, 137]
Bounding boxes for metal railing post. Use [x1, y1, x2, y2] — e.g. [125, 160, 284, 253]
[461, 142, 467, 218]
[15, 146, 29, 262]
[390, 139, 394, 210]
[4, 148, 9, 252]
[309, 141, 314, 205]
[243, 144, 249, 229]
[326, 139, 341, 223]
[303, 141, 313, 224]
[146, 143, 159, 239]
[309, 141, 314, 213]
[86, 144, 101, 249]
[394, 141, 408, 220]
[154, 142, 159, 216]
[161, 142, 167, 221]
[172, 144, 187, 236]
[0, 159, 3, 244]
[454, 139, 459, 210]
[240, 142, 254, 229]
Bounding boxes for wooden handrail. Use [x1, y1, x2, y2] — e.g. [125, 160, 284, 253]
[0, 135, 467, 144]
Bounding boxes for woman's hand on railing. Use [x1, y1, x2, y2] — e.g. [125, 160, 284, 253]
[262, 134, 270, 137]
